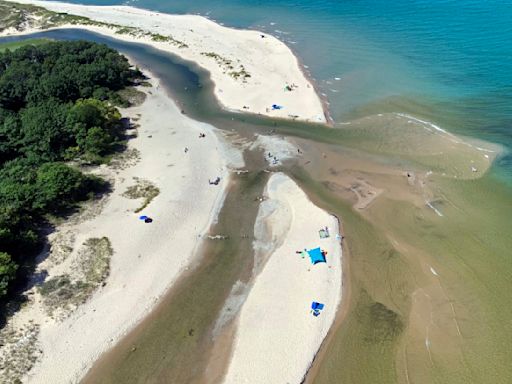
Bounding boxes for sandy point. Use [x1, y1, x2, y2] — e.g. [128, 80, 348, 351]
[222, 173, 343, 384]
[1, 0, 327, 123]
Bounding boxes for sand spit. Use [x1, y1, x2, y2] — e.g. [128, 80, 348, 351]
[2, 0, 326, 123]
[0, 75, 239, 383]
[222, 173, 342, 384]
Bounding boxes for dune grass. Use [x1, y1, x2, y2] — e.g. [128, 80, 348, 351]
[38, 237, 113, 317]
[122, 177, 160, 213]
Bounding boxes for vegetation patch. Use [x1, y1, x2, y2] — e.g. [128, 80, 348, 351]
[78, 237, 112, 285]
[201, 52, 250, 81]
[116, 87, 147, 107]
[201, 51, 234, 69]
[47, 231, 76, 266]
[150, 33, 188, 48]
[38, 274, 83, 313]
[38, 237, 112, 317]
[110, 148, 141, 170]
[229, 66, 251, 81]
[0, 322, 41, 384]
[122, 177, 160, 213]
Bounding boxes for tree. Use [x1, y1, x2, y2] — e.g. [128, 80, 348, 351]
[19, 100, 73, 161]
[0, 251, 17, 297]
[34, 162, 87, 211]
[84, 127, 112, 157]
[0, 108, 21, 163]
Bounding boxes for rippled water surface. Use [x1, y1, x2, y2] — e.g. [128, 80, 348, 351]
[51, 0, 512, 180]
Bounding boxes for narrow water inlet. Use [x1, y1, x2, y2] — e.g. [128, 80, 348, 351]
[81, 169, 269, 384]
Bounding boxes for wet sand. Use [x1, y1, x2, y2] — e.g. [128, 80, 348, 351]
[288, 134, 512, 384]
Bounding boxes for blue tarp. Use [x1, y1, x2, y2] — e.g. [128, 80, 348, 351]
[311, 302, 325, 310]
[307, 247, 326, 264]
[272, 104, 283, 110]
[139, 215, 148, 220]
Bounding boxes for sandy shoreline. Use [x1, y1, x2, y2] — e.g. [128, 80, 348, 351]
[0, 72, 242, 383]
[1, 0, 326, 123]
[222, 173, 343, 384]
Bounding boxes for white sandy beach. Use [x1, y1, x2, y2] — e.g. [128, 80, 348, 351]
[2, 0, 326, 123]
[0, 74, 241, 383]
[222, 173, 343, 384]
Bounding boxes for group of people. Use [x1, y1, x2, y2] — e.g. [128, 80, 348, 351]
[284, 83, 298, 92]
[267, 152, 279, 165]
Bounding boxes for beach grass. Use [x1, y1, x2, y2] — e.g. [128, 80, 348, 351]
[38, 237, 112, 317]
[0, 323, 41, 383]
[122, 177, 160, 213]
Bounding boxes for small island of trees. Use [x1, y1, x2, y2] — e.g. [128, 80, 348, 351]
[0, 40, 143, 302]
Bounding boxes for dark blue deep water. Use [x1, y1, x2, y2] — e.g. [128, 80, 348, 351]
[31, 0, 512, 181]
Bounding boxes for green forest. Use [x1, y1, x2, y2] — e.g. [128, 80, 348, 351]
[0, 40, 142, 302]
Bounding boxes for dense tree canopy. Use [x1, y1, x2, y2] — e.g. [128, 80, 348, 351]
[0, 40, 141, 301]
[0, 40, 135, 110]
[0, 251, 16, 297]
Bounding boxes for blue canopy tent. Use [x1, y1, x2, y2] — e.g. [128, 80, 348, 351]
[307, 247, 326, 264]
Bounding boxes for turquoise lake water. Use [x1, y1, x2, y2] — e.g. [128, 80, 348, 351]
[32, 0, 512, 180]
